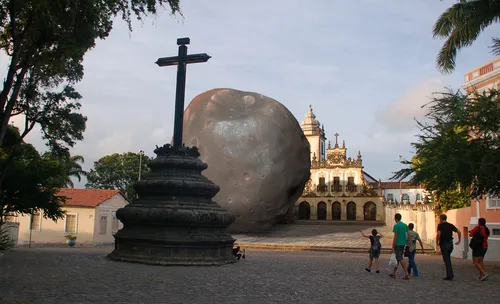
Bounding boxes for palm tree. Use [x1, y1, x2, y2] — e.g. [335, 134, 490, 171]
[64, 155, 87, 188]
[433, 0, 500, 74]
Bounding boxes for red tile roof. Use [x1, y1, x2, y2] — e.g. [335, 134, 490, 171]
[57, 188, 124, 208]
[380, 182, 424, 190]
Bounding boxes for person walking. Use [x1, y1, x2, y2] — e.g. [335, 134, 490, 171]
[436, 214, 461, 281]
[469, 217, 490, 281]
[406, 223, 424, 276]
[360, 229, 383, 273]
[389, 213, 412, 280]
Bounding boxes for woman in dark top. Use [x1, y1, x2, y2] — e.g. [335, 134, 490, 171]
[469, 217, 490, 281]
[360, 229, 383, 273]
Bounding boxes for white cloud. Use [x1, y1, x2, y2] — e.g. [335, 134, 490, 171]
[376, 78, 446, 132]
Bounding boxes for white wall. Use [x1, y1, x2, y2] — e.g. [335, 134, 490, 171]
[384, 204, 437, 249]
[382, 188, 426, 204]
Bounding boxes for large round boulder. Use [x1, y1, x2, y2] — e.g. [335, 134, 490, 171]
[183, 88, 310, 233]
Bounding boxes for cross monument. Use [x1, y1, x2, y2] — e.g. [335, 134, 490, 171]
[156, 37, 211, 147]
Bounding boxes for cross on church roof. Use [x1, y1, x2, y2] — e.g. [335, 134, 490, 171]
[334, 133, 339, 148]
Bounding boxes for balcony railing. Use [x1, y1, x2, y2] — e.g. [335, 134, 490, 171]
[346, 185, 356, 192]
[316, 185, 328, 193]
[332, 185, 342, 192]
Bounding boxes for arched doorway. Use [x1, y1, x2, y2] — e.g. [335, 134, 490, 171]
[347, 202, 356, 220]
[317, 202, 327, 220]
[332, 202, 341, 220]
[298, 202, 311, 220]
[363, 201, 377, 221]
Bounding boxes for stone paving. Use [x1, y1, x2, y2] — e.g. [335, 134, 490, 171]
[1, 247, 499, 304]
[233, 224, 434, 252]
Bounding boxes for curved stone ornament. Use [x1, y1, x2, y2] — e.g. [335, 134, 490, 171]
[108, 144, 236, 266]
[183, 88, 311, 232]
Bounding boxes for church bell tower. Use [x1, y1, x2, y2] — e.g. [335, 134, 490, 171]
[301, 105, 326, 162]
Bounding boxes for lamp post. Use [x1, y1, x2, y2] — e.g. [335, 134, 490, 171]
[398, 154, 403, 204]
[138, 150, 145, 181]
[136, 150, 145, 200]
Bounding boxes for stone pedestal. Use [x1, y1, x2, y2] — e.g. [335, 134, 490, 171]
[108, 144, 236, 266]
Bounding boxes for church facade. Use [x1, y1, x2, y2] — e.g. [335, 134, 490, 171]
[294, 106, 384, 222]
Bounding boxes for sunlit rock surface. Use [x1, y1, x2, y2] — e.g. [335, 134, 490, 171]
[183, 88, 310, 233]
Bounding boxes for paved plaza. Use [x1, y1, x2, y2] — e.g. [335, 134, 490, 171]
[1, 247, 499, 304]
[233, 224, 434, 253]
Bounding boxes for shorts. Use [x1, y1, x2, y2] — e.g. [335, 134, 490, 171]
[394, 245, 405, 262]
[369, 249, 380, 259]
[472, 247, 488, 258]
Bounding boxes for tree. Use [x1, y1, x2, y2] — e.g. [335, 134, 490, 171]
[86, 152, 150, 199]
[43, 153, 87, 188]
[434, 0, 500, 74]
[0, 0, 181, 150]
[0, 125, 68, 224]
[392, 88, 500, 211]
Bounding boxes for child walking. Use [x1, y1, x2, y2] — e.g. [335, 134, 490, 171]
[360, 229, 383, 273]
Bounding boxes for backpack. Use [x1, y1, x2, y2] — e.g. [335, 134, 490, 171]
[469, 226, 488, 250]
[371, 236, 381, 251]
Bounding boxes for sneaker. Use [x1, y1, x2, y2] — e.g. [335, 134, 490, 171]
[365, 268, 371, 272]
[375, 270, 380, 274]
[480, 274, 489, 281]
[443, 277, 453, 281]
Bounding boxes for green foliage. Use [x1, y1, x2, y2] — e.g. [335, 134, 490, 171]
[392, 88, 500, 210]
[0, 224, 15, 250]
[0, 0, 182, 151]
[434, 0, 500, 73]
[43, 153, 87, 188]
[86, 152, 151, 199]
[0, 125, 67, 223]
[64, 234, 77, 241]
[435, 189, 472, 211]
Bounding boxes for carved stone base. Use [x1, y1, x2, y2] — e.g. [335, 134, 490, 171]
[108, 144, 236, 266]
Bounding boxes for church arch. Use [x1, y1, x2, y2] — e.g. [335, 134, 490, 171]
[317, 201, 327, 220]
[363, 201, 377, 221]
[347, 201, 357, 220]
[332, 202, 341, 220]
[298, 201, 311, 220]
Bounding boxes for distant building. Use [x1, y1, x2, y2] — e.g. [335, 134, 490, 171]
[294, 106, 384, 222]
[463, 56, 500, 93]
[5, 188, 129, 246]
[457, 57, 500, 261]
[380, 182, 429, 205]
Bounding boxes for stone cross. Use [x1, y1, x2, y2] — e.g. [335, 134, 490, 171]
[334, 132, 339, 147]
[156, 37, 211, 147]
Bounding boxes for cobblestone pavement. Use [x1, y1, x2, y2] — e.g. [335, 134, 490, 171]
[233, 224, 434, 251]
[1, 247, 498, 304]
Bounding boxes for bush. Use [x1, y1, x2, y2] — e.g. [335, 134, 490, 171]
[0, 224, 15, 250]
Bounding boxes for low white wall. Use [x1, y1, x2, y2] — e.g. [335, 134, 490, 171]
[384, 204, 437, 249]
[2, 222, 19, 247]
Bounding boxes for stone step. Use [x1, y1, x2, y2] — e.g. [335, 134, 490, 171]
[234, 243, 437, 254]
[293, 220, 384, 226]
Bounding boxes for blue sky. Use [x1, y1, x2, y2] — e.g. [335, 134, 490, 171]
[2, 0, 499, 186]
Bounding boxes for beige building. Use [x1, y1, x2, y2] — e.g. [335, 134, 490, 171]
[6, 188, 129, 246]
[463, 56, 500, 93]
[294, 106, 384, 222]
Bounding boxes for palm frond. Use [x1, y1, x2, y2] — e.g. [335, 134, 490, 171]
[434, 0, 500, 73]
[491, 37, 500, 55]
